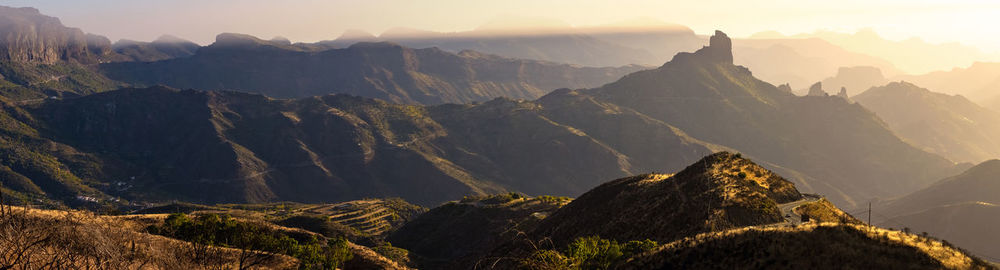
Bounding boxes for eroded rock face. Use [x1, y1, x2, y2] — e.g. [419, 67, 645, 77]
[0, 6, 110, 64]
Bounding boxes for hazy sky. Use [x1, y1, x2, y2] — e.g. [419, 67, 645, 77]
[3, 0, 999, 52]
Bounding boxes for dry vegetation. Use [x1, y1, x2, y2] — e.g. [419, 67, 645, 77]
[793, 198, 862, 224]
[0, 205, 296, 269]
[621, 223, 994, 270]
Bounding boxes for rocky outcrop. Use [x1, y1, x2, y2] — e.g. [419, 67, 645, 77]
[669, 30, 733, 65]
[0, 6, 111, 64]
[807, 82, 828, 96]
[837, 87, 849, 99]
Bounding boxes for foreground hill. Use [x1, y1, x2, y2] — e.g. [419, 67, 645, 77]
[879, 160, 1000, 260]
[533, 152, 802, 246]
[387, 193, 569, 268]
[621, 223, 992, 269]
[100, 34, 644, 105]
[0, 205, 411, 269]
[386, 152, 990, 269]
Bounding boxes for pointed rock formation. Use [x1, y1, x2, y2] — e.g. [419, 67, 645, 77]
[667, 30, 733, 65]
[807, 82, 828, 96]
[778, 83, 793, 93]
[837, 87, 850, 99]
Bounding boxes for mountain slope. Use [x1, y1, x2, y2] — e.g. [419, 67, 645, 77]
[882, 202, 1000, 263]
[578, 31, 963, 208]
[0, 6, 122, 100]
[879, 160, 1000, 261]
[100, 34, 643, 104]
[895, 62, 1000, 101]
[882, 159, 1000, 217]
[854, 82, 1000, 163]
[4, 85, 721, 207]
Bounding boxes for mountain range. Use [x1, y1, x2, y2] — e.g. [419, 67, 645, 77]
[0, 5, 998, 268]
[328, 25, 905, 91]
[753, 28, 1000, 75]
[0, 31, 968, 214]
[853, 82, 1000, 163]
[815, 62, 1000, 107]
[99, 34, 644, 104]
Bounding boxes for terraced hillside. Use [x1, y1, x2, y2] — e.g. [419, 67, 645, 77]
[300, 199, 426, 237]
[133, 198, 426, 242]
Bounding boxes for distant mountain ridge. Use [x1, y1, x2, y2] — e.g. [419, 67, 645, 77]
[100, 33, 645, 104]
[854, 81, 1000, 163]
[755, 28, 1000, 75]
[110, 35, 199, 62]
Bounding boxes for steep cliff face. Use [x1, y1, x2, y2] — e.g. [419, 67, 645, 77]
[0, 6, 111, 64]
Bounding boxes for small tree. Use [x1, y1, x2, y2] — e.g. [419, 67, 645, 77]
[565, 236, 623, 270]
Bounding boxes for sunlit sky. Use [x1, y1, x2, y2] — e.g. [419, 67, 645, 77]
[3, 0, 999, 53]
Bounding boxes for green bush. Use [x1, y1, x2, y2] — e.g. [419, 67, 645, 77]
[566, 236, 623, 269]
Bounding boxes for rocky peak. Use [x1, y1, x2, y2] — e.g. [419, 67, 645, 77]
[707, 30, 733, 63]
[0, 5, 105, 64]
[777, 83, 793, 93]
[664, 30, 734, 65]
[211, 33, 265, 47]
[837, 87, 849, 99]
[807, 82, 828, 96]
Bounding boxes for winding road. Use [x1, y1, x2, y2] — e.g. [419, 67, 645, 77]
[772, 193, 823, 226]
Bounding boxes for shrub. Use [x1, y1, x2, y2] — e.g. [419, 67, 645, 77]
[522, 236, 659, 270]
[565, 236, 623, 270]
[149, 213, 352, 269]
[621, 239, 658, 257]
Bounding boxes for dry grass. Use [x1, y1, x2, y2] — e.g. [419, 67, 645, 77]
[623, 223, 993, 270]
[0, 205, 297, 269]
[793, 199, 862, 224]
